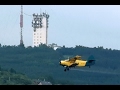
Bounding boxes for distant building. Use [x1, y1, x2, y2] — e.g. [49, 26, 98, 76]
[38, 79, 52, 85]
[48, 43, 61, 50]
[32, 12, 49, 47]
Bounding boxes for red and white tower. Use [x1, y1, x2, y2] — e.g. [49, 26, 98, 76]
[20, 5, 24, 47]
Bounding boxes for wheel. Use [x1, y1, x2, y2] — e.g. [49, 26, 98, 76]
[67, 67, 69, 71]
[64, 69, 66, 71]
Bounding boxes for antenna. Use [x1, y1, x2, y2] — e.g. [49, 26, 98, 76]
[20, 5, 24, 47]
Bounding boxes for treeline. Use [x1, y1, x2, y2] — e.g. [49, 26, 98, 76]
[0, 44, 120, 84]
[0, 66, 33, 85]
[0, 44, 74, 85]
[0, 66, 73, 85]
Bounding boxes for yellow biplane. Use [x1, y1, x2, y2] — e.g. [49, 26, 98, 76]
[59, 55, 95, 71]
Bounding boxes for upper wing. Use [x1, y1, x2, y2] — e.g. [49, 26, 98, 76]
[75, 55, 81, 60]
[69, 57, 77, 63]
[69, 55, 81, 63]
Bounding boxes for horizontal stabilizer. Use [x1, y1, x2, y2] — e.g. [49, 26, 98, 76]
[88, 60, 95, 63]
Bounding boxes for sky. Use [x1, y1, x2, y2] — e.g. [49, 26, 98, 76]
[0, 5, 120, 50]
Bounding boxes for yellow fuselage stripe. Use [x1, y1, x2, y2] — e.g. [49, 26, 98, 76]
[60, 60, 87, 67]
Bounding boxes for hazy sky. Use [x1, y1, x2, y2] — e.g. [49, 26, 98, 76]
[0, 5, 120, 50]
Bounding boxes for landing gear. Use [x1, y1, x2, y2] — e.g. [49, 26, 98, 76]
[67, 67, 69, 70]
[64, 69, 66, 71]
[64, 67, 69, 72]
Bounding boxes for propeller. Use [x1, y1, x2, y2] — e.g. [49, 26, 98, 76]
[68, 57, 70, 60]
[58, 57, 62, 65]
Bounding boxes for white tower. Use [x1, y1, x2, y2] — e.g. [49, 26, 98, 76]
[32, 12, 49, 47]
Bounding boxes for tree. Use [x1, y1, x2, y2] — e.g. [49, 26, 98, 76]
[9, 68, 16, 74]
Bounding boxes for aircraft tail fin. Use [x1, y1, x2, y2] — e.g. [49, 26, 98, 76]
[88, 55, 95, 61]
[87, 55, 95, 65]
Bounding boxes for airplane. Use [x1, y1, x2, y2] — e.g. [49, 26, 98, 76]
[59, 55, 95, 71]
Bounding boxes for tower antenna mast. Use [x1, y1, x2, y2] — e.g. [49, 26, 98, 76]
[20, 5, 24, 47]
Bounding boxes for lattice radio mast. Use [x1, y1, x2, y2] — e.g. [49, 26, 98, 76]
[19, 5, 24, 47]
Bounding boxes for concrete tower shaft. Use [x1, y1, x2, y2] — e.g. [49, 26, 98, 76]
[32, 12, 49, 47]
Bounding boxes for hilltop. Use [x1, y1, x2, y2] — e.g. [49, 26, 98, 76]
[0, 44, 120, 84]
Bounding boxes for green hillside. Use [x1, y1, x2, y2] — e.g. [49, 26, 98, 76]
[0, 44, 120, 84]
[0, 67, 32, 85]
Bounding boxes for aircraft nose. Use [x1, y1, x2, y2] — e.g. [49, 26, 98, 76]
[59, 61, 61, 65]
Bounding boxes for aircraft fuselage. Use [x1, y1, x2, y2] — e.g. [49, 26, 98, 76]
[60, 60, 87, 67]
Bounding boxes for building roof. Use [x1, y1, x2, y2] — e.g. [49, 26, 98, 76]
[38, 81, 52, 85]
[38, 79, 52, 85]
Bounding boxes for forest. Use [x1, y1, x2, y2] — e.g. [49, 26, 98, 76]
[0, 43, 120, 85]
[0, 66, 33, 85]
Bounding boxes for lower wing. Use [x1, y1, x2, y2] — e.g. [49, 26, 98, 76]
[69, 63, 78, 67]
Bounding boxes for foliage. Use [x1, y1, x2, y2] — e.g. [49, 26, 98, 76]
[0, 68, 32, 85]
[0, 44, 120, 84]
